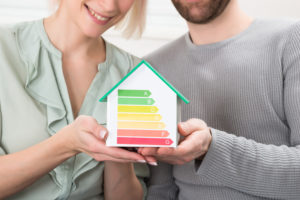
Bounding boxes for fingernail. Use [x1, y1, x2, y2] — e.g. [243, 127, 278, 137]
[137, 160, 146, 163]
[148, 162, 158, 166]
[100, 130, 107, 139]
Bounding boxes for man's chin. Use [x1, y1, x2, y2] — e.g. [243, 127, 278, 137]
[172, 0, 231, 24]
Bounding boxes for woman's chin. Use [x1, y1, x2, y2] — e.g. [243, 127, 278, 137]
[82, 28, 105, 38]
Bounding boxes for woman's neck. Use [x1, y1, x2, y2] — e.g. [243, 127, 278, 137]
[43, 8, 105, 62]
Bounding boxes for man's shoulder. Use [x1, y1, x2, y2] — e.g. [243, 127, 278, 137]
[253, 18, 300, 37]
[144, 34, 187, 66]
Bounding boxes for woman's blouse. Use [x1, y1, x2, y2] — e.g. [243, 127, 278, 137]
[0, 19, 149, 200]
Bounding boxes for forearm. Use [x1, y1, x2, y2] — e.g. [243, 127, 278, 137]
[0, 128, 76, 199]
[104, 161, 143, 200]
[197, 129, 300, 199]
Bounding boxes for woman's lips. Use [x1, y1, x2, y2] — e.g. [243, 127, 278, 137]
[84, 4, 111, 25]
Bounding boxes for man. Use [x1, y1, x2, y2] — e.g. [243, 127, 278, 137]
[140, 0, 300, 199]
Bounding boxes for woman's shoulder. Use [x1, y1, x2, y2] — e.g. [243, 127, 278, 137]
[0, 23, 22, 71]
[0, 24, 17, 52]
[105, 40, 142, 72]
[0, 20, 36, 43]
[0, 20, 40, 84]
[0, 20, 40, 58]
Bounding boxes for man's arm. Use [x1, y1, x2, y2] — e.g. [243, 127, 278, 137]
[141, 22, 300, 199]
[197, 128, 300, 199]
[142, 118, 300, 199]
[147, 162, 178, 200]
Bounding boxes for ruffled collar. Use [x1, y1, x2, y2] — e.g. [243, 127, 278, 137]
[12, 19, 108, 193]
[14, 19, 71, 135]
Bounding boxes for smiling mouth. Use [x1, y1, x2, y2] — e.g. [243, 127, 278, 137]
[84, 4, 110, 22]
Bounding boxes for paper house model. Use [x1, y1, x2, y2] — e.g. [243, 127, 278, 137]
[99, 60, 189, 147]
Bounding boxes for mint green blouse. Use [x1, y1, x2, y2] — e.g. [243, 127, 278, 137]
[0, 19, 149, 200]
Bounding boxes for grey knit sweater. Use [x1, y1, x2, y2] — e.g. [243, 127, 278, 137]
[145, 19, 300, 200]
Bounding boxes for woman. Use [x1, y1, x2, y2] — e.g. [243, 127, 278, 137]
[0, 0, 150, 199]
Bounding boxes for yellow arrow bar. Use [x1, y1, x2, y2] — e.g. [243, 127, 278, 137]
[117, 121, 166, 129]
[118, 113, 162, 121]
[118, 105, 159, 113]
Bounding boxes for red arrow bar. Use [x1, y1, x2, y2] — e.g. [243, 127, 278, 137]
[117, 137, 173, 146]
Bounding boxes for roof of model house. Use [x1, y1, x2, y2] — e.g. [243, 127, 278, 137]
[99, 60, 189, 104]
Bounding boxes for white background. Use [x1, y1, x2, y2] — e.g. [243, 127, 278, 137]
[0, 0, 299, 57]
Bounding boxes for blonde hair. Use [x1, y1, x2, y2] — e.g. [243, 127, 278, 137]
[115, 0, 148, 38]
[49, 0, 147, 39]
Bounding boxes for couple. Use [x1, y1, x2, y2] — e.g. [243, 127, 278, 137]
[0, 0, 300, 199]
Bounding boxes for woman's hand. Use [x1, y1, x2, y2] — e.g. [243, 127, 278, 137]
[62, 115, 147, 163]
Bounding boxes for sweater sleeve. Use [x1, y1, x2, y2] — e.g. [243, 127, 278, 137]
[147, 162, 178, 200]
[196, 23, 300, 200]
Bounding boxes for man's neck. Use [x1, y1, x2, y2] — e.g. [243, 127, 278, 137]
[188, 0, 253, 45]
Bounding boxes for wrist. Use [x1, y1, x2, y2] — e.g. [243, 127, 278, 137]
[53, 127, 79, 158]
[196, 127, 212, 161]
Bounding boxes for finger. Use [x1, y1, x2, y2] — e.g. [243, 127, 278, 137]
[99, 126, 108, 141]
[156, 142, 195, 161]
[178, 118, 207, 136]
[76, 115, 108, 140]
[157, 147, 176, 156]
[85, 139, 143, 160]
[89, 121, 108, 140]
[92, 153, 138, 163]
[139, 147, 159, 156]
[176, 130, 209, 159]
[144, 156, 158, 166]
[101, 146, 147, 162]
[137, 147, 143, 154]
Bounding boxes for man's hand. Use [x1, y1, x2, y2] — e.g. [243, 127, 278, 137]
[138, 118, 212, 165]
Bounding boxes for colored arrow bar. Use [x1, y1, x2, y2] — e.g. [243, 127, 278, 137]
[118, 129, 170, 137]
[118, 121, 166, 129]
[117, 137, 174, 146]
[118, 105, 159, 113]
[118, 113, 162, 121]
[118, 97, 155, 105]
[118, 89, 151, 97]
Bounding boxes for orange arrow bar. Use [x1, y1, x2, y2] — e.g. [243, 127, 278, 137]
[117, 129, 170, 137]
[117, 121, 165, 129]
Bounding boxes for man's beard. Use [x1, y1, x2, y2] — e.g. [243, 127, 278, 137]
[171, 0, 231, 24]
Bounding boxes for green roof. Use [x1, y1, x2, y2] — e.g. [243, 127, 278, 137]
[99, 60, 189, 104]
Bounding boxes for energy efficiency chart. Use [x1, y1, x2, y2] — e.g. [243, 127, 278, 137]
[100, 60, 190, 147]
[116, 89, 173, 146]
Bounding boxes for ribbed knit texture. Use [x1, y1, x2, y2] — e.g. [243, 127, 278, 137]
[145, 19, 300, 200]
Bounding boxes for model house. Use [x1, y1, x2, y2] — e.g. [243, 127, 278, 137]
[99, 60, 189, 147]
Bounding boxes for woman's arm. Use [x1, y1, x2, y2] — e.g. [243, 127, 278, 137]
[0, 116, 146, 199]
[0, 130, 76, 198]
[104, 162, 144, 200]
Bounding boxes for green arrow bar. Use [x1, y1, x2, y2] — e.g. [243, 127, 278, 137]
[118, 97, 155, 105]
[118, 89, 151, 97]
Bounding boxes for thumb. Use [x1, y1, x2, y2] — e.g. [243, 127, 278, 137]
[178, 118, 207, 136]
[99, 127, 108, 141]
[88, 119, 108, 141]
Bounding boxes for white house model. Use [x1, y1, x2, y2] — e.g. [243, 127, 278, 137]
[99, 60, 189, 147]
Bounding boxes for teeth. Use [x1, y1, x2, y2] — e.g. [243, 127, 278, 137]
[87, 7, 109, 21]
